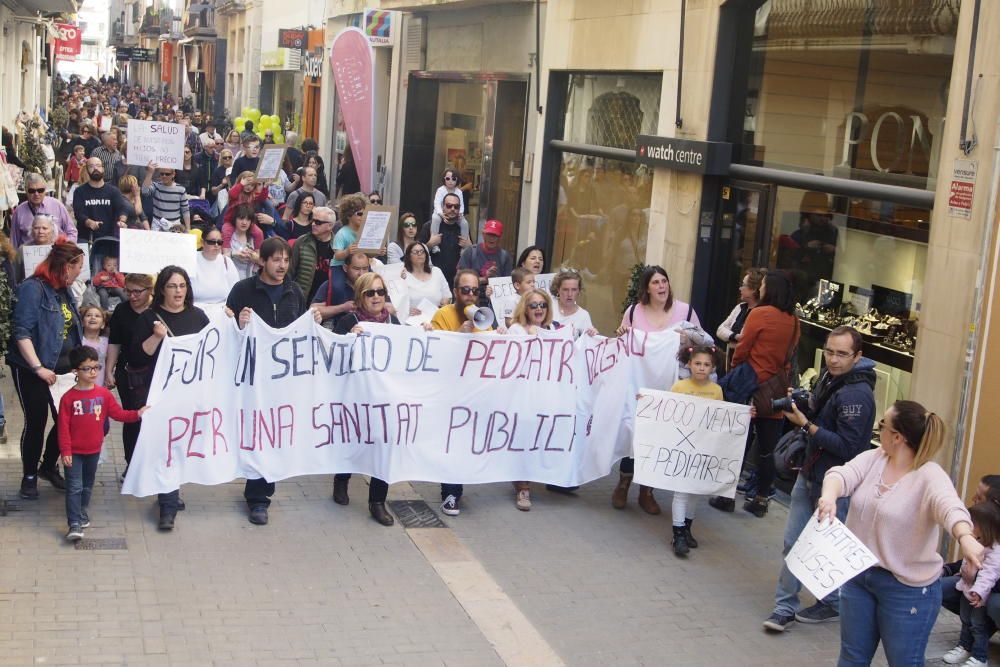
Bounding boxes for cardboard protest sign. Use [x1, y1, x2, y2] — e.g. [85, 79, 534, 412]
[630, 390, 751, 498]
[255, 145, 286, 181]
[119, 228, 196, 276]
[126, 120, 185, 168]
[489, 273, 555, 321]
[121, 316, 680, 496]
[785, 513, 879, 599]
[23, 243, 91, 281]
[358, 206, 394, 251]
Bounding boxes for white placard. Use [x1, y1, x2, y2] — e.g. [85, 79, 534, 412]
[126, 119, 185, 168]
[22, 243, 91, 281]
[49, 372, 77, 412]
[630, 389, 751, 499]
[406, 298, 438, 327]
[255, 145, 286, 181]
[120, 316, 682, 497]
[785, 512, 879, 599]
[358, 207, 393, 251]
[119, 228, 196, 276]
[99, 116, 112, 133]
[373, 262, 409, 319]
[489, 272, 555, 319]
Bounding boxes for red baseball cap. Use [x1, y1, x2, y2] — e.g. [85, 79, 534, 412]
[483, 219, 504, 236]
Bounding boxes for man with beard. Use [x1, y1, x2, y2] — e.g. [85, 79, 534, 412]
[72, 157, 128, 243]
[225, 237, 321, 525]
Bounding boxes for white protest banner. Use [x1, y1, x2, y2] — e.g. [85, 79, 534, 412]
[358, 206, 394, 251]
[119, 228, 197, 275]
[630, 390, 751, 498]
[126, 119, 185, 168]
[489, 272, 555, 319]
[23, 243, 91, 281]
[785, 512, 879, 599]
[255, 145, 286, 181]
[121, 314, 680, 497]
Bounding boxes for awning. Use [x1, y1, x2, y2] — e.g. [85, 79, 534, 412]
[11, 0, 77, 15]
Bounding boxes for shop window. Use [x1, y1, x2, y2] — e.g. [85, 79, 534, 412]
[550, 73, 661, 335]
[745, 0, 958, 190]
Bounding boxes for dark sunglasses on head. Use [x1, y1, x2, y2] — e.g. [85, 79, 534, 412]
[27, 188, 46, 194]
[203, 238, 223, 246]
[527, 302, 548, 310]
[363, 288, 387, 298]
[458, 286, 478, 295]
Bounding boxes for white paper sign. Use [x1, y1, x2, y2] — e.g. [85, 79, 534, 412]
[406, 298, 438, 327]
[489, 273, 555, 319]
[119, 228, 196, 276]
[126, 119, 185, 168]
[49, 372, 77, 412]
[23, 243, 91, 281]
[121, 316, 681, 497]
[358, 207, 393, 251]
[255, 145, 286, 181]
[785, 513, 879, 599]
[630, 390, 751, 499]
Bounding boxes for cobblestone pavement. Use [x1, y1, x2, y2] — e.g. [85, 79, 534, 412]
[0, 374, 990, 666]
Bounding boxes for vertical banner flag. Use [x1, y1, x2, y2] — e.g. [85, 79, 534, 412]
[54, 24, 82, 60]
[330, 28, 374, 194]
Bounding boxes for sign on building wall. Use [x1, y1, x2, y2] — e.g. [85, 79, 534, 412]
[635, 135, 732, 175]
[54, 23, 82, 59]
[363, 9, 394, 46]
[948, 159, 977, 220]
[278, 29, 307, 50]
[116, 47, 156, 62]
[160, 41, 173, 83]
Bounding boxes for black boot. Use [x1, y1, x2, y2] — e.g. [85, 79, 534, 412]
[671, 525, 690, 556]
[332, 477, 349, 505]
[369, 502, 394, 526]
[684, 518, 698, 548]
[709, 495, 735, 512]
[743, 495, 769, 518]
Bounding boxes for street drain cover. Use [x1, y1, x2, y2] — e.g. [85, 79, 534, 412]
[387, 500, 447, 528]
[75, 537, 128, 551]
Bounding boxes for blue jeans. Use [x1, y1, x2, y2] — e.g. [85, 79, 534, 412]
[838, 567, 941, 666]
[65, 452, 100, 527]
[774, 474, 850, 615]
[960, 595, 992, 661]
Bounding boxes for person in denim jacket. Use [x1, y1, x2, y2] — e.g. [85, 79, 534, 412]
[6, 240, 85, 500]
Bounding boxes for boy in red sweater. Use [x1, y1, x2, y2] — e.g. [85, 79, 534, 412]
[59, 346, 147, 541]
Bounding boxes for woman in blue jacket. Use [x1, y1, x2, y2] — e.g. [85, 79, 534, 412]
[8, 240, 85, 500]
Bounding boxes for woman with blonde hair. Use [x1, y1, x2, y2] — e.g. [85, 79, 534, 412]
[118, 174, 149, 230]
[817, 400, 984, 666]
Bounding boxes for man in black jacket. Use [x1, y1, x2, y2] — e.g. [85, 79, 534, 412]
[763, 325, 876, 632]
[225, 237, 321, 525]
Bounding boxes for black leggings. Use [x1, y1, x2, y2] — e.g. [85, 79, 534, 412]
[10, 365, 60, 477]
[619, 457, 635, 475]
[115, 372, 143, 464]
[750, 417, 784, 498]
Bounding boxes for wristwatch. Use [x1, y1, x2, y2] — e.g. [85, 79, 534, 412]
[802, 421, 814, 434]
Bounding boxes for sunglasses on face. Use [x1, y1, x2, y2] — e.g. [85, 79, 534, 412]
[27, 188, 46, 195]
[203, 238, 223, 246]
[363, 288, 387, 298]
[312, 219, 332, 225]
[401, 221, 417, 228]
[458, 286, 478, 295]
[444, 203, 460, 210]
[527, 302, 548, 310]
[370, 199, 382, 204]
[444, 176, 457, 182]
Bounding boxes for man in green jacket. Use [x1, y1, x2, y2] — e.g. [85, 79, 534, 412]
[289, 205, 336, 298]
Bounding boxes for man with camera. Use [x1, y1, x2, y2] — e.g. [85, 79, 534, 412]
[762, 325, 876, 632]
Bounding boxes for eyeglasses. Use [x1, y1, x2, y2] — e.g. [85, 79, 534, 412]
[370, 199, 382, 205]
[401, 221, 417, 228]
[77, 364, 103, 373]
[458, 286, 478, 295]
[203, 238, 223, 246]
[444, 203, 460, 210]
[410, 248, 426, 256]
[527, 302, 548, 310]
[126, 288, 148, 296]
[823, 348, 855, 359]
[164, 283, 187, 290]
[26, 188, 46, 195]
[877, 419, 898, 436]
[362, 288, 387, 298]
[222, 155, 233, 160]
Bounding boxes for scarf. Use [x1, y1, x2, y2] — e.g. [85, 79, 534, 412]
[355, 308, 391, 324]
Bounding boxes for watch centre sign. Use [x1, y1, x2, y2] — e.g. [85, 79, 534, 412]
[635, 135, 732, 175]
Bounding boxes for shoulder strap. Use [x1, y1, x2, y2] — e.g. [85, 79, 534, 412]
[628, 303, 636, 326]
[325, 266, 334, 306]
[783, 316, 800, 368]
[685, 303, 692, 323]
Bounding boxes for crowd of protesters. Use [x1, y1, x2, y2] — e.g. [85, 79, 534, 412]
[0, 75, 993, 667]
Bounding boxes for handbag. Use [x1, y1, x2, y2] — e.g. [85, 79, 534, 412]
[773, 428, 808, 479]
[751, 318, 800, 418]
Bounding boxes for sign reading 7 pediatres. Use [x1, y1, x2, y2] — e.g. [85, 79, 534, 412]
[126, 119, 185, 168]
[630, 389, 751, 498]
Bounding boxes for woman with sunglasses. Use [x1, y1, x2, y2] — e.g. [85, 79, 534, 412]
[8, 240, 86, 500]
[503, 288, 562, 511]
[287, 192, 315, 240]
[191, 227, 240, 311]
[332, 272, 399, 527]
[387, 212, 419, 264]
[400, 242, 451, 319]
[105, 273, 154, 469]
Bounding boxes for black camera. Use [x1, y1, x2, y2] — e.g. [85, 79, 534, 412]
[772, 388, 811, 414]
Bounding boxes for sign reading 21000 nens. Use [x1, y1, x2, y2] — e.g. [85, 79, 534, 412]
[635, 135, 732, 175]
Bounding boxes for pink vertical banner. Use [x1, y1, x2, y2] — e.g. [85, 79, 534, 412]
[330, 27, 374, 194]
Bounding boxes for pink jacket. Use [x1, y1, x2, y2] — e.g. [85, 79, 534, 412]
[957, 545, 1000, 602]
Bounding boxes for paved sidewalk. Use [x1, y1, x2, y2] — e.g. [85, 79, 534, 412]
[0, 371, 987, 666]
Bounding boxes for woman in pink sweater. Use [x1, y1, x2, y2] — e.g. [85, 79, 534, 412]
[818, 400, 984, 666]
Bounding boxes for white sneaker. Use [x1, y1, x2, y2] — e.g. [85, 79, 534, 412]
[441, 495, 460, 516]
[958, 658, 987, 667]
[943, 647, 971, 665]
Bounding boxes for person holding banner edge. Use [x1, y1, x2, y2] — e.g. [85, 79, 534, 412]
[762, 325, 876, 632]
[225, 236, 321, 526]
[817, 400, 983, 666]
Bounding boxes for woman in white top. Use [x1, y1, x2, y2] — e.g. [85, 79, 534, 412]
[191, 227, 240, 310]
[387, 212, 419, 264]
[549, 269, 597, 337]
[401, 241, 451, 320]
